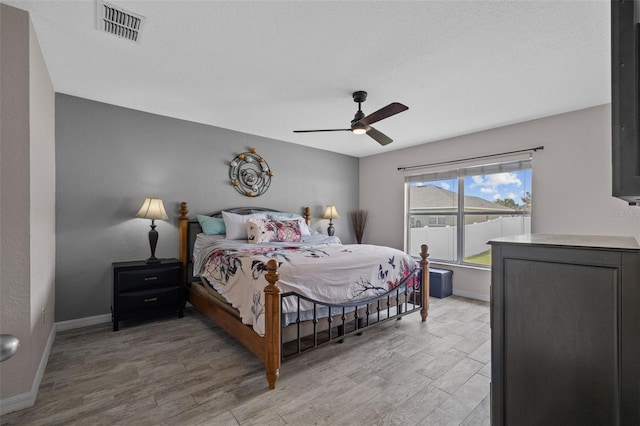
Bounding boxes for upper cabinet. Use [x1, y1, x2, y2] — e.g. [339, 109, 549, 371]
[611, 0, 640, 205]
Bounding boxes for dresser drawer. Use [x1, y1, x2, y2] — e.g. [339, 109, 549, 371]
[118, 286, 181, 314]
[116, 265, 181, 292]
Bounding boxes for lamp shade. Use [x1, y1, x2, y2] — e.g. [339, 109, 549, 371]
[136, 198, 168, 220]
[323, 205, 340, 220]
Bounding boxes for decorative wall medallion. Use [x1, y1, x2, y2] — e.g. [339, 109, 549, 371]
[229, 148, 273, 197]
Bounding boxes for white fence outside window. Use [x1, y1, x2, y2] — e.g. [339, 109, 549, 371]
[409, 216, 531, 260]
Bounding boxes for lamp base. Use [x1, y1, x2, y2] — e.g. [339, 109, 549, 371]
[327, 224, 335, 236]
[146, 224, 160, 264]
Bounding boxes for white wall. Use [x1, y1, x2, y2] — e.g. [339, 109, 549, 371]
[360, 105, 640, 300]
[0, 3, 32, 400]
[28, 15, 56, 390]
[0, 4, 56, 409]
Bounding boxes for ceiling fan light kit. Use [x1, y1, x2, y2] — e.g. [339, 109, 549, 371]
[351, 122, 368, 135]
[293, 91, 408, 146]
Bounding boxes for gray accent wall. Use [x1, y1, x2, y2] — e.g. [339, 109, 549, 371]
[55, 94, 358, 322]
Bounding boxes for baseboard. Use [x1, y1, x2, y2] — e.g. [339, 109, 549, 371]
[55, 313, 111, 332]
[0, 391, 33, 417]
[1, 314, 112, 415]
[0, 324, 56, 416]
[452, 289, 490, 302]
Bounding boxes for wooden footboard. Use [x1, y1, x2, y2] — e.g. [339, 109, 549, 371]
[178, 202, 429, 390]
[179, 202, 281, 388]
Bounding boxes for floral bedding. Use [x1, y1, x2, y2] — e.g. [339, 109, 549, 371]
[195, 235, 420, 336]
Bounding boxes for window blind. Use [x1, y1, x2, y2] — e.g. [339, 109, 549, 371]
[404, 151, 532, 183]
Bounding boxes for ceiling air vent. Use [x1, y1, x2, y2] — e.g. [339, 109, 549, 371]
[96, 0, 146, 43]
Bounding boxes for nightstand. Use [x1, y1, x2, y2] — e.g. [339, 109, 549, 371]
[112, 258, 184, 331]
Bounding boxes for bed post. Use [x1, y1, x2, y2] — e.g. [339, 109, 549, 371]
[303, 206, 311, 226]
[420, 244, 430, 322]
[264, 259, 282, 390]
[179, 202, 189, 284]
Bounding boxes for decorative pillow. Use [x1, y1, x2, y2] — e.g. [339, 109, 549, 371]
[197, 215, 226, 235]
[247, 218, 302, 244]
[246, 218, 271, 243]
[222, 211, 267, 240]
[273, 220, 303, 242]
[267, 213, 311, 236]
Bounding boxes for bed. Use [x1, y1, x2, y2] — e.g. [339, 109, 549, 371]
[178, 202, 430, 389]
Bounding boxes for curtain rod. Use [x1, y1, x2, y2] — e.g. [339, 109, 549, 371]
[397, 146, 544, 171]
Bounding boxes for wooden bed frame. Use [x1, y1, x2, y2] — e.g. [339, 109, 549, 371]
[178, 202, 430, 389]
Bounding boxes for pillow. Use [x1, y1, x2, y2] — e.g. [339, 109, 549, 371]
[246, 218, 271, 244]
[267, 213, 311, 236]
[222, 211, 267, 240]
[197, 215, 226, 235]
[255, 210, 297, 218]
[247, 218, 302, 244]
[274, 220, 303, 242]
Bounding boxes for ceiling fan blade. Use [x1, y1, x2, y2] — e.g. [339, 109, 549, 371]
[293, 129, 351, 133]
[366, 126, 393, 146]
[359, 102, 408, 126]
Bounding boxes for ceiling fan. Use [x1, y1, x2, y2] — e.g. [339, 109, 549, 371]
[293, 91, 408, 146]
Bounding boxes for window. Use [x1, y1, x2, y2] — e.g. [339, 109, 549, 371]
[405, 153, 532, 267]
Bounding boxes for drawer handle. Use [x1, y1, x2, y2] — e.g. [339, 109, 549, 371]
[144, 297, 158, 303]
[144, 276, 158, 281]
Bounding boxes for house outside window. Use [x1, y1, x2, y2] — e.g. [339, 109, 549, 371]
[428, 216, 448, 227]
[405, 153, 532, 267]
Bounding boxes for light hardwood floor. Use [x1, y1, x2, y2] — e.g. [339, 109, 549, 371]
[1, 296, 490, 425]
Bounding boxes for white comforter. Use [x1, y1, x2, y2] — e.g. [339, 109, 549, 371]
[195, 235, 420, 336]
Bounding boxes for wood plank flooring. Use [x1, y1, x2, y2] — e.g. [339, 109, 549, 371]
[1, 296, 490, 425]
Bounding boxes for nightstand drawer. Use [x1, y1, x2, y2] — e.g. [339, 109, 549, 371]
[118, 287, 181, 313]
[116, 265, 181, 292]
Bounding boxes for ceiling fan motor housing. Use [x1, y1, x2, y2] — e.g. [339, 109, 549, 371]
[351, 90, 368, 131]
[352, 91, 367, 103]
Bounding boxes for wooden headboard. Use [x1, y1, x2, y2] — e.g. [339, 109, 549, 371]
[178, 202, 311, 283]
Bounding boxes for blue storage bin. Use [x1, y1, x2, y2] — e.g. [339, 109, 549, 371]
[429, 268, 453, 298]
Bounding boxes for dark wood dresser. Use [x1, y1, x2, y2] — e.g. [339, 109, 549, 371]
[112, 258, 184, 331]
[489, 234, 639, 425]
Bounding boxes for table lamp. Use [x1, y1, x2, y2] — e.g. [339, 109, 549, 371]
[323, 205, 339, 236]
[136, 197, 168, 263]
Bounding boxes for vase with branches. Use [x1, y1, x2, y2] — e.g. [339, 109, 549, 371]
[351, 209, 368, 244]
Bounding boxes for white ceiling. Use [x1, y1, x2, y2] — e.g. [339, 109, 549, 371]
[6, 0, 611, 157]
